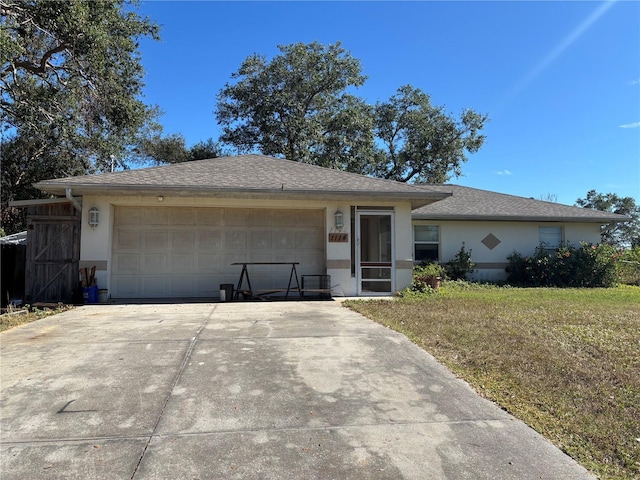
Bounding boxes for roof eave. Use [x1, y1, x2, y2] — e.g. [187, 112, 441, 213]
[411, 213, 628, 223]
[36, 183, 451, 209]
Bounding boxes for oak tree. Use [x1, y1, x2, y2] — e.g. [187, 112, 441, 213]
[215, 42, 487, 183]
[373, 85, 487, 183]
[1, 0, 161, 232]
[576, 190, 640, 247]
[216, 41, 368, 165]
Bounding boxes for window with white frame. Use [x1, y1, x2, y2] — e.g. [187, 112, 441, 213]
[414, 225, 440, 263]
[539, 226, 563, 251]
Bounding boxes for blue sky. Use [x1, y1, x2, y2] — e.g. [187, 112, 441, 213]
[136, 1, 639, 206]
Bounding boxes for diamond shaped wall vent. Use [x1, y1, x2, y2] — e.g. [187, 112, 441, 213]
[482, 233, 501, 250]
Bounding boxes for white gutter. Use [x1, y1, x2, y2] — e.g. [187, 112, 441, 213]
[65, 188, 82, 212]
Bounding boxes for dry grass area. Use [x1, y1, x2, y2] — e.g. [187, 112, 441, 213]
[346, 284, 640, 480]
[0, 305, 71, 333]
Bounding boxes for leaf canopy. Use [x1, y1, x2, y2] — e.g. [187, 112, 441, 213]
[576, 190, 640, 247]
[215, 42, 487, 183]
[1, 0, 160, 167]
[216, 41, 368, 163]
[1, 0, 162, 232]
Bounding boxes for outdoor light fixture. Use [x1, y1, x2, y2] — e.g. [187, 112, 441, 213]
[334, 209, 344, 231]
[88, 206, 100, 228]
[157, 195, 164, 202]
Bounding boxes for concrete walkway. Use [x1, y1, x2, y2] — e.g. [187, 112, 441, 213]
[1, 301, 594, 479]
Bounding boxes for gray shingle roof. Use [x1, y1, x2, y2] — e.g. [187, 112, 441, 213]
[412, 185, 628, 223]
[34, 154, 448, 209]
[34, 156, 626, 223]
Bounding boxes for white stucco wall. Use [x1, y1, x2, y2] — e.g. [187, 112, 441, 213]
[79, 195, 416, 297]
[394, 204, 414, 293]
[412, 220, 605, 282]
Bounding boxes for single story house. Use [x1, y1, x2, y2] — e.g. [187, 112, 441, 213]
[32, 154, 625, 299]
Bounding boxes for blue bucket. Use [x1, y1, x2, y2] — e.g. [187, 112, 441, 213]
[83, 285, 99, 304]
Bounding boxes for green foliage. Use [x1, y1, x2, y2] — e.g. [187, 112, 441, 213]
[618, 247, 640, 285]
[134, 135, 227, 165]
[216, 41, 369, 167]
[506, 242, 621, 288]
[444, 243, 475, 280]
[215, 42, 487, 182]
[189, 138, 227, 161]
[1, 0, 161, 232]
[372, 85, 488, 183]
[576, 190, 640, 248]
[409, 261, 445, 293]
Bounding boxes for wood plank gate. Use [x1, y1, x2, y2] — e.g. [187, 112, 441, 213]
[25, 202, 81, 304]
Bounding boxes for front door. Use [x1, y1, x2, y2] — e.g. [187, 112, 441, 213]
[356, 211, 394, 295]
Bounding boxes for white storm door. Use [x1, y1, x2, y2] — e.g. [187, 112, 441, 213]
[356, 211, 394, 295]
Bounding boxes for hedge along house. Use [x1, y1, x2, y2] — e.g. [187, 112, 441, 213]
[411, 185, 628, 282]
[34, 155, 449, 299]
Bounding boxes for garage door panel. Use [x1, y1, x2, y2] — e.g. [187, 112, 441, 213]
[116, 208, 142, 225]
[273, 231, 295, 250]
[223, 253, 248, 272]
[249, 209, 274, 226]
[112, 277, 140, 297]
[169, 276, 195, 296]
[141, 207, 168, 225]
[249, 230, 272, 250]
[198, 230, 222, 249]
[225, 230, 247, 249]
[143, 231, 168, 250]
[196, 276, 220, 294]
[196, 208, 223, 225]
[143, 254, 167, 274]
[298, 254, 325, 273]
[297, 210, 323, 226]
[295, 228, 323, 248]
[171, 230, 195, 246]
[169, 208, 195, 225]
[273, 211, 298, 226]
[114, 230, 141, 249]
[143, 277, 168, 296]
[196, 253, 221, 272]
[171, 253, 194, 273]
[114, 253, 141, 273]
[112, 206, 324, 298]
[225, 209, 251, 226]
[249, 253, 274, 264]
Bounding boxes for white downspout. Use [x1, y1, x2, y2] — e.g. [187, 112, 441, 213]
[65, 188, 82, 212]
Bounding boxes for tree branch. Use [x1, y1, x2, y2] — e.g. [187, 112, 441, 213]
[12, 43, 70, 76]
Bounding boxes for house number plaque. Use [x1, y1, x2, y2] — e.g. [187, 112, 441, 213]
[328, 233, 348, 242]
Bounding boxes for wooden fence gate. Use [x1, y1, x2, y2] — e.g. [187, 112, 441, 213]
[25, 202, 81, 304]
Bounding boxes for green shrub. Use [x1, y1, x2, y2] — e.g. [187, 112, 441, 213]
[445, 243, 475, 281]
[618, 246, 640, 285]
[410, 261, 445, 293]
[506, 242, 621, 287]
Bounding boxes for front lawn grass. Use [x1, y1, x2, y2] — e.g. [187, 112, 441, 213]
[345, 284, 640, 480]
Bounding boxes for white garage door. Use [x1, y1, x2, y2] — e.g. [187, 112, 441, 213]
[111, 206, 325, 298]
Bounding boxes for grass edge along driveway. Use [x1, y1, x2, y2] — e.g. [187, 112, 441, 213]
[346, 285, 640, 480]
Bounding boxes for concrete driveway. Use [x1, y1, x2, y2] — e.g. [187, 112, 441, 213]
[1, 301, 593, 479]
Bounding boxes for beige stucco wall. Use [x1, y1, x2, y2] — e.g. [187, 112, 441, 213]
[413, 220, 604, 282]
[79, 195, 416, 297]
